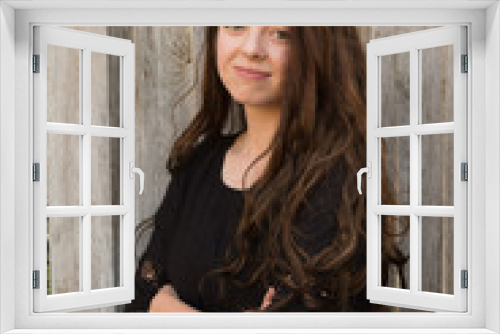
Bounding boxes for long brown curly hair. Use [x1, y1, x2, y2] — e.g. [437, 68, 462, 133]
[166, 26, 409, 312]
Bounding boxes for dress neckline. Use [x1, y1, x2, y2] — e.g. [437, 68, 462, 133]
[218, 132, 253, 193]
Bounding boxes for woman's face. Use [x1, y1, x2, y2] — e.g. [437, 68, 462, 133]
[216, 26, 291, 109]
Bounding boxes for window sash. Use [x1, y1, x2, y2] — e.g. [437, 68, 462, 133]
[365, 25, 468, 312]
[32, 25, 136, 313]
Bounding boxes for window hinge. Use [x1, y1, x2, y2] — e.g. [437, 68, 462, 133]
[461, 162, 468, 181]
[461, 270, 468, 289]
[461, 54, 468, 73]
[33, 163, 40, 182]
[33, 270, 40, 289]
[33, 54, 40, 73]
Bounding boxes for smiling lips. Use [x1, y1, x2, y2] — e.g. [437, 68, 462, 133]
[234, 66, 271, 80]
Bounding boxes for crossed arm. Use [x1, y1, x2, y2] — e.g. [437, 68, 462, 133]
[148, 284, 276, 313]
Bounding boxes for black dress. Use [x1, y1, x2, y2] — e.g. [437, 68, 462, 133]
[123, 132, 370, 313]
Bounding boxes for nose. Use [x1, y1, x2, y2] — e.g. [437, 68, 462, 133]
[241, 28, 267, 60]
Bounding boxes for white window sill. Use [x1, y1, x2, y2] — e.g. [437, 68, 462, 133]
[3, 330, 498, 334]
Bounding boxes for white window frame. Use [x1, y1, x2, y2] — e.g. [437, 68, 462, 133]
[0, 1, 498, 333]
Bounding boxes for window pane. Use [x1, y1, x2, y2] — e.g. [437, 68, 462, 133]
[421, 45, 454, 124]
[381, 136, 410, 205]
[47, 217, 81, 295]
[91, 136, 121, 206]
[47, 133, 80, 206]
[381, 51, 410, 127]
[91, 216, 121, 290]
[421, 216, 454, 294]
[47, 44, 80, 124]
[421, 134, 454, 206]
[381, 215, 410, 290]
[92, 52, 121, 127]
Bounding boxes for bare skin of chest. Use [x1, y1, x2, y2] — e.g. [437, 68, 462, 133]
[221, 147, 270, 191]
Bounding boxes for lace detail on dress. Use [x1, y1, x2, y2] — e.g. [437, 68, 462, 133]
[141, 260, 160, 287]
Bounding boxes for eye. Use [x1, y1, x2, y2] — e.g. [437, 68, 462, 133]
[273, 29, 291, 40]
[225, 26, 245, 31]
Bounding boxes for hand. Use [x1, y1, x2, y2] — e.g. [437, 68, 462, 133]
[148, 284, 198, 313]
[244, 286, 276, 312]
[160, 284, 179, 298]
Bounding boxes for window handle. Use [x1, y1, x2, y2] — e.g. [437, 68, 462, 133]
[357, 162, 371, 195]
[129, 161, 145, 195]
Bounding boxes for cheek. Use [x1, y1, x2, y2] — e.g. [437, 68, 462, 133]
[270, 50, 289, 82]
[215, 40, 224, 78]
[216, 37, 235, 81]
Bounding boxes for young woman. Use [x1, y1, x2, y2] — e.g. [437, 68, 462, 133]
[124, 26, 408, 313]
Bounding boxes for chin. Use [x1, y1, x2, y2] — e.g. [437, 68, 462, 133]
[233, 96, 280, 108]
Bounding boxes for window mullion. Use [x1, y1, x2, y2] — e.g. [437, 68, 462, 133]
[409, 47, 420, 295]
[82, 47, 91, 294]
